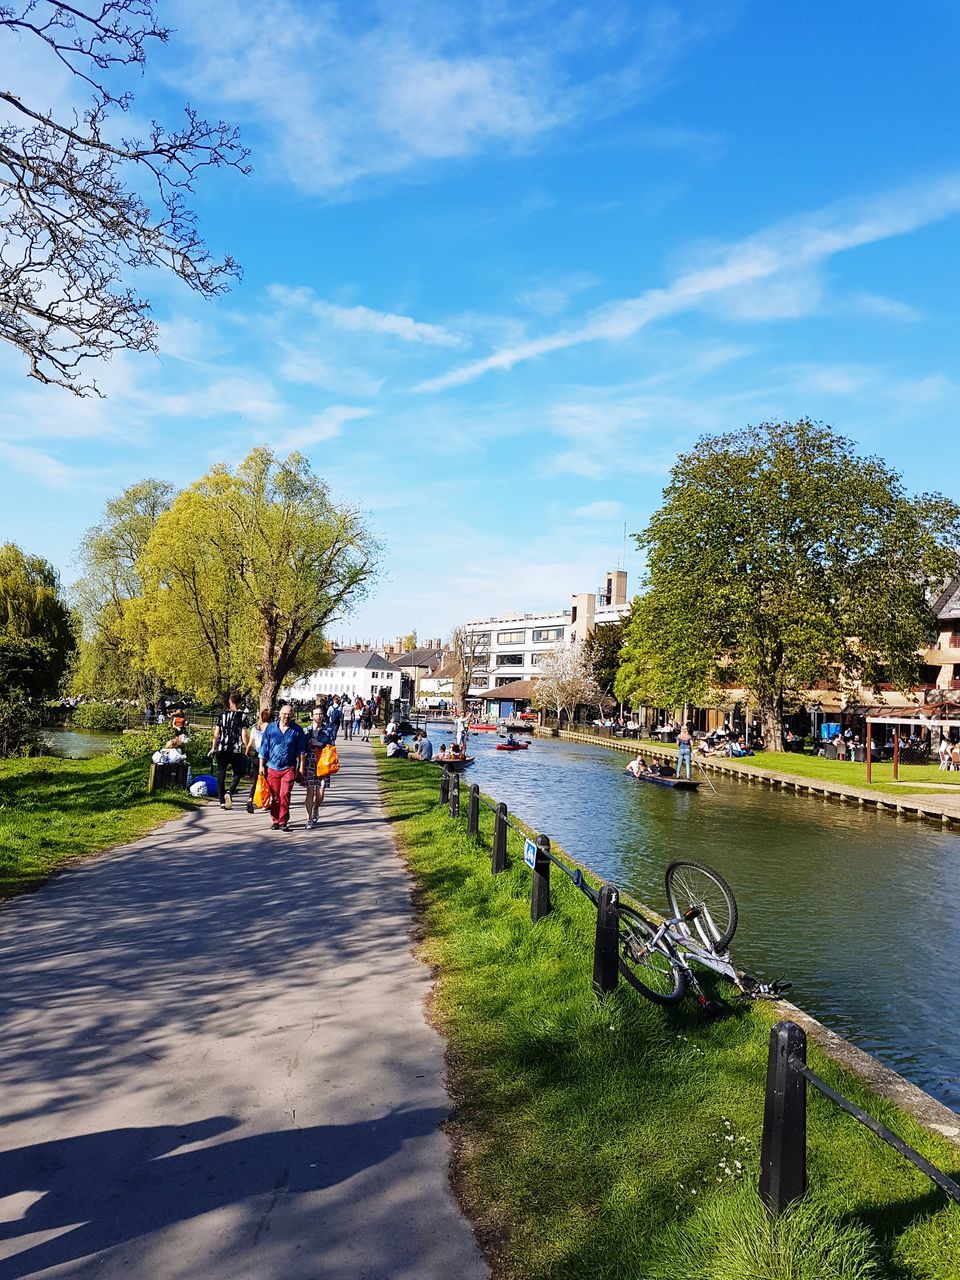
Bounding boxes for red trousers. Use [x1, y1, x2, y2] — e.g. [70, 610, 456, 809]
[266, 766, 296, 825]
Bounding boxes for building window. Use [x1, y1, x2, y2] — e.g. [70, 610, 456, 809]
[495, 676, 517, 687]
[496, 653, 523, 666]
[532, 626, 564, 642]
[530, 652, 545, 665]
[497, 629, 525, 644]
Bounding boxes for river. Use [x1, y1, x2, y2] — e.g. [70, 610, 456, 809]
[44, 729, 118, 758]
[440, 727, 960, 1112]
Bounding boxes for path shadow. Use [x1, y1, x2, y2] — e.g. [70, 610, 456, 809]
[0, 1107, 443, 1277]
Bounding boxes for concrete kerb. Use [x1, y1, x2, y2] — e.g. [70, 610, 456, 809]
[550, 730, 960, 828]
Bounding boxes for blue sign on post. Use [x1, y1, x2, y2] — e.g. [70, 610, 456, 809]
[523, 837, 537, 869]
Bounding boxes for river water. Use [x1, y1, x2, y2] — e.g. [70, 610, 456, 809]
[44, 729, 118, 758]
[444, 728, 960, 1112]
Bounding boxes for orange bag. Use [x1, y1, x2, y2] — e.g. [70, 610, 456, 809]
[253, 772, 271, 809]
[316, 744, 340, 778]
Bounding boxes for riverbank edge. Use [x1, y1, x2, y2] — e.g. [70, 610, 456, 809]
[376, 749, 960, 1277]
[541, 728, 960, 1142]
[548, 729, 960, 828]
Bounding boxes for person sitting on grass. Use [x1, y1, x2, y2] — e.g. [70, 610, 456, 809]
[409, 730, 433, 761]
[729, 736, 754, 758]
[385, 733, 407, 759]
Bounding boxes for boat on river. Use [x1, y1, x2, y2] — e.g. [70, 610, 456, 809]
[496, 742, 529, 752]
[469, 723, 498, 732]
[434, 756, 475, 770]
[630, 771, 700, 791]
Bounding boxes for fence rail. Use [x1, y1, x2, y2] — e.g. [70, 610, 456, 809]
[434, 763, 960, 1222]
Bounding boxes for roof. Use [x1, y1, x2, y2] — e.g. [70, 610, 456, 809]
[390, 647, 444, 670]
[932, 577, 960, 621]
[473, 679, 536, 702]
[331, 650, 402, 672]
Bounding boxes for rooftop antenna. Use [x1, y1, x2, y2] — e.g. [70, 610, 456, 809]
[619, 521, 627, 570]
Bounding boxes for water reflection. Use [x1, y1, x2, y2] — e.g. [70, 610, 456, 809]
[44, 729, 118, 759]
[446, 728, 960, 1111]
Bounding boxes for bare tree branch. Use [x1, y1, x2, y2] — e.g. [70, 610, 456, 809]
[0, 0, 249, 393]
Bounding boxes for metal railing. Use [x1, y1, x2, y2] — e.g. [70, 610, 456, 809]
[435, 765, 960, 1220]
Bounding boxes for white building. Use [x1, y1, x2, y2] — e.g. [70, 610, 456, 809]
[463, 569, 631, 693]
[285, 650, 402, 704]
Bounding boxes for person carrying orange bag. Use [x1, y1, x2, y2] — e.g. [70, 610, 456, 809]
[303, 706, 337, 828]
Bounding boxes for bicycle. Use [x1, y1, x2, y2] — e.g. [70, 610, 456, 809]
[608, 860, 790, 1013]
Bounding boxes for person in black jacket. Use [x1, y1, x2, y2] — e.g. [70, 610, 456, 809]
[212, 692, 250, 810]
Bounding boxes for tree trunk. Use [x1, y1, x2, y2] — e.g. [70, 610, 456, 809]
[259, 675, 279, 715]
[759, 700, 785, 751]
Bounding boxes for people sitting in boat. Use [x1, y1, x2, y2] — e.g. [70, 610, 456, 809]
[655, 762, 676, 777]
[437, 743, 449, 761]
[504, 733, 518, 746]
[449, 742, 465, 760]
[626, 753, 651, 777]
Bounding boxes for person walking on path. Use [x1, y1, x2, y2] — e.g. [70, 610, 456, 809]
[341, 695, 354, 741]
[244, 707, 272, 812]
[211, 692, 250, 810]
[259, 703, 307, 831]
[352, 697, 363, 740]
[327, 695, 344, 741]
[360, 701, 373, 741]
[303, 705, 336, 827]
[677, 722, 693, 779]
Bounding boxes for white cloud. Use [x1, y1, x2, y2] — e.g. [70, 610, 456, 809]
[0, 442, 76, 488]
[275, 405, 372, 453]
[169, 0, 712, 196]
[572, 501, 623, 519]
[268, 285, 466, 348]
[416, 174, 960, 392]
[844, 292, 923, 323]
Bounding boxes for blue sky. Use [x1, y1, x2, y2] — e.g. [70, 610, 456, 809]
[4, 1, 960, 643]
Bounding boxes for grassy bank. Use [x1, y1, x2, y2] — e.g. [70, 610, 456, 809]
[377, 748, 960, 1279]
[573, 731, 960, 799]
[0, 753, 197, 898]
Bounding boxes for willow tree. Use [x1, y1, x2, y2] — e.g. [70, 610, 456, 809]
[618, 420, 960, 750]
[73, 478, 174, 700]
[140, 449, 378, 709]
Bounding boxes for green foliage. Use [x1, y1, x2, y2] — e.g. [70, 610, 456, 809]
[109, 726, 168, 761]
[0, 543, 76, 702]
[72, 479, 174, 702]
[71, 703, 130, 732]
[139, 448, 378, 708]
[377, 746, 960, 1279]
[582, 618, 627, 699]
[0, 696, 45, 757]
[618, 421, 960, 746]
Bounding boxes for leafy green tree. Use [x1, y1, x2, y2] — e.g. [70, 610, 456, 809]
[140, 449, 378, 709]
[73, 479, 174, 700]
[617, 420, 960, 750]
[582, 619, 627, 702]
[0, 543, 76, 698]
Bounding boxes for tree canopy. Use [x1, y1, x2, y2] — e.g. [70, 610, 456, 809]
[0, 542, 75, 699]
[0, 0, 248, 393]
[138, 449, 377, 709]
[531, 644, 600, 723]
[616, 420, 960, 749]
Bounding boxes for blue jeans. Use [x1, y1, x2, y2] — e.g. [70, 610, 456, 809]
[677, 743, 692, 778]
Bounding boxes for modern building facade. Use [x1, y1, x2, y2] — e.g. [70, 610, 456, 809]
[463, 569, 630, 693]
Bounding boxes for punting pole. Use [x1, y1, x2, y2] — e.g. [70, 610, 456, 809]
[866, 721, 872, 784]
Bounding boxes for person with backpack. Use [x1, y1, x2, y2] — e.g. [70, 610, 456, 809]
[327, 695, 343, 740]
[212, 692, 250, 809]
[360, 701, 373, 741]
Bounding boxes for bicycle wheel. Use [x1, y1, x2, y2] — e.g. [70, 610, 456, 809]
[616, 903, 686, 1005]
[665, 861, 738, 951]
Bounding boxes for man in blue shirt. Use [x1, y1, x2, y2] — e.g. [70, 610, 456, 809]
[259, 703, 307, 831]
[326, 695, 343, 740]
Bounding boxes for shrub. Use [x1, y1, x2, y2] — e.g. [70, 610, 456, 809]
[110, 727, 168, 762]
[0, 696, 46, 757]
[72, 703, 129, 732]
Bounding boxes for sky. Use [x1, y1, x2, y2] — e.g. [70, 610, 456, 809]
[3, 1, 960, 645]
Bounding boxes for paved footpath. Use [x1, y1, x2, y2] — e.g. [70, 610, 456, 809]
[0, 740, 488, 1280]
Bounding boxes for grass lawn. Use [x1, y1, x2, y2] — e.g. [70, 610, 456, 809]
[0, 753, 197, 898]
[619, 734, 960, 798]
[377, 747, 960, 1279]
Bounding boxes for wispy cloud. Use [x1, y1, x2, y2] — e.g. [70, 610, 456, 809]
[275, 405, 372, 453]
[170, 0, 714, 196]
[0, 442, 76, 488]
[268, 285, 466, 348]
[416, 174, 960, 392]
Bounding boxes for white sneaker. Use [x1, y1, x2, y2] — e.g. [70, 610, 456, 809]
[223, 793, 233, 810]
